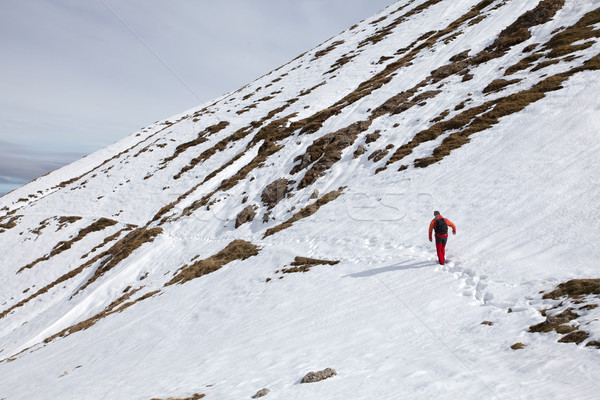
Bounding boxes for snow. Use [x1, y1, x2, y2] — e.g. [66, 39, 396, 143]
[1, 0, 599, 399]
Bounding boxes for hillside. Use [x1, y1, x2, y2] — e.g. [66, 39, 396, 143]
[1, 0, 600, 399]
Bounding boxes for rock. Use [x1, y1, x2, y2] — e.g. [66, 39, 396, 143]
[510, 343, 525, 350]
[353, 145, 365, 158]
[262, 211, 271, 223]
[261, 179, 290, 209]
[365, 130, 381, 144]
[235, 205, 256, 228]
[252, 388, 270, 398]
[301, 368, 337, 383]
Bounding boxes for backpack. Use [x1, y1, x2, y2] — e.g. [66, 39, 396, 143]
[435, 218, 448, 235]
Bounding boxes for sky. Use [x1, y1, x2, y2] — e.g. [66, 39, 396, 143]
[0, 0, 395, 196]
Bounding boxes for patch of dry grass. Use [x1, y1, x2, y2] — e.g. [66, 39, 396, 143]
[44, 288, 160, 344]
[292, 121, 372, 189]
[527, 278, 600, 347]
[542, 279, 600, 299]
[150, 394, 205, 400]
[166, 240, 260, 286]
[263, 187, 345, 238]
[312, 40, 345, 60]
[0, 215, 22, 232]
[161, 121, 229, 166]
[482, 78, 522, 94]
[74, 227, 163, 295]
[18, 218, 117, 273]
[388, 50, 600, 169]
[280, 257, 340, 273]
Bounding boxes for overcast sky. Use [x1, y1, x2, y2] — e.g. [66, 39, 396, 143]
[0, 0, 394, 196]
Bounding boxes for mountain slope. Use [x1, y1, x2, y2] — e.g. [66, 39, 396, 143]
[1, 1, 600, 399]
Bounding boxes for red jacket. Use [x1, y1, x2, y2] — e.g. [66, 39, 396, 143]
[429, 216, 456, 241]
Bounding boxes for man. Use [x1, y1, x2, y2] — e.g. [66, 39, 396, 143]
[428, 210, 456, 265]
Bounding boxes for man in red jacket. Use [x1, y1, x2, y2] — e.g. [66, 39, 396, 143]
[428, 211, 456, 265]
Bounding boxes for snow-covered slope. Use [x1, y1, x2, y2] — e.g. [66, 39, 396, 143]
[1, 1, 600, 399]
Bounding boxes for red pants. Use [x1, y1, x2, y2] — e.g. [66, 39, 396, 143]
[435, 236, 447, 265]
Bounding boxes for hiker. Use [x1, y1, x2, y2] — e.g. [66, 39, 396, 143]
[428, 210, 456, 265]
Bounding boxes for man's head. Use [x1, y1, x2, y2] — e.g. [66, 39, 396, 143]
[434, 210, 440, 217]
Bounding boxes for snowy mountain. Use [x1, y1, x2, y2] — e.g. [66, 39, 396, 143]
[1, 0, 600, 399]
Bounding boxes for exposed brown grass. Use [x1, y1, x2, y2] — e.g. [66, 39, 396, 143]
[430, 109, 450, 123]
[161, 121, 229, 166]
[327, 53, 357, 74]
[299, 82, 326, 97]
[81, 226, 135, 259]
[388, 51, 600, 169]
[29, 217, 52, 236]
[18, 218, 117, 273]
[482, 78, 522, 94]
[359, 0, 444, 48]
[74, 227, 163, 296]
[474, 0, 565, 66]
[510, 343, 526, 350]
[312, 40, 345, 60]
[51, 121, 179, 192]
[263, 187, 345, 238]
[291, 121, 371, 189]
[527, 279, 600, 347]
[237, 103, 258, 115]
[542, 279, 600, 299]
[365, 131, 381, 144]
[558, 330, 589, 344]
[166, 240, 260, 286]
[281, 256, 340, 273]
[541, 8, 600, 58]
[368, 145, 395, 163]
[44, 289, 160, 344]
[0, 229, 153, 320]
[529, 308, 579, 333]
[150, 394, 205, 400]
[172, 102, 297, 182]
[56, 216, 83, 231]
[0, 215, 22, 232]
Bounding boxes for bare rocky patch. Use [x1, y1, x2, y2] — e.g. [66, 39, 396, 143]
[235, 205, 257, 228]
[252, 388, 270, 398]
[301, 368, 337, 383]
[261, 178, 292, 209]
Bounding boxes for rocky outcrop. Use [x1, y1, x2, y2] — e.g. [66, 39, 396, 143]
[301, 368, 337, 383]
[261, 179, 290, 209]
[235, 205, 257, 228]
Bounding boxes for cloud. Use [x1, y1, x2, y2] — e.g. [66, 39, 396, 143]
[0, 140, 85, 193]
